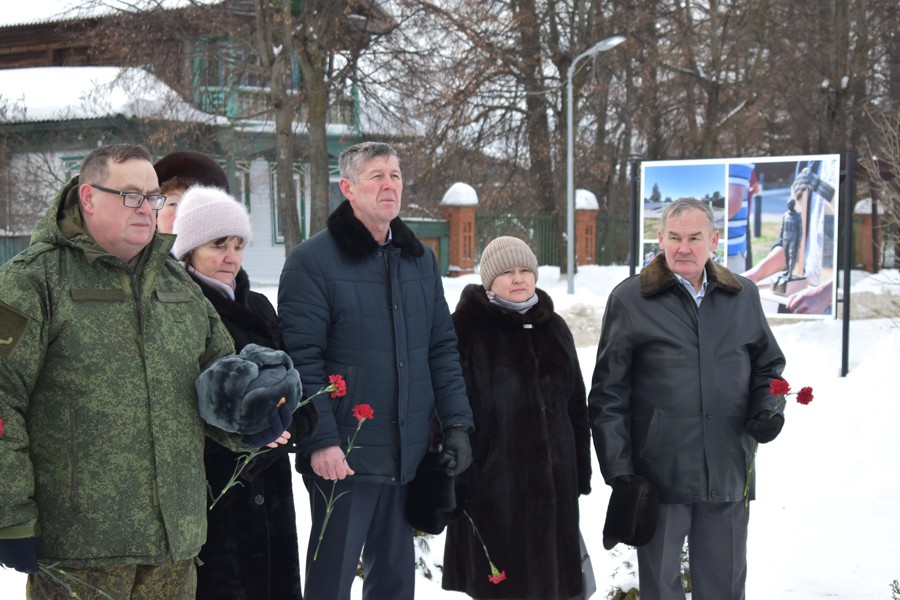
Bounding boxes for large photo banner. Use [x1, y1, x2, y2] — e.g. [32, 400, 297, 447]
[640, 155, 841, 318]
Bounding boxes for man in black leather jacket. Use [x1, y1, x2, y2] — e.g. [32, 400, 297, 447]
[589, 198, 786, 600]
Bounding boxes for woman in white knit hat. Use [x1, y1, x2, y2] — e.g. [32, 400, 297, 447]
[442, 236, 594, 599]
[172, 185, 312, 600]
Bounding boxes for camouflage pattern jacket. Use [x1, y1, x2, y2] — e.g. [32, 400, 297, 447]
[0, 177, 237, 567]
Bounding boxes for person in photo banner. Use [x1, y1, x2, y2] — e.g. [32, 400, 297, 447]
[742, 160, 837, 314]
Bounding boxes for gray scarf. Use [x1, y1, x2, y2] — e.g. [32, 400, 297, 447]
[486, 290, 539, 314]
[184, 263, 236, 301]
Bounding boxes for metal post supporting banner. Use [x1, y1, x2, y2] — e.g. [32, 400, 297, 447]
[841, 152, 854, 377]
[629, 161, 640, 277]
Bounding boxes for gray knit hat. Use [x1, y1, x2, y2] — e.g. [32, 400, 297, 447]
[479, 236, 539, 290]
[172, 185, 252, 260]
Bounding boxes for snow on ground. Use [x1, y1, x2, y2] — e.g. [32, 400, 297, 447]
[2, 266, 898, 599]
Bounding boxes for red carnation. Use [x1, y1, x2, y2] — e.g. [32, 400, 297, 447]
[0, 417, 4, 437]
[328, 374, 347, 398]
[745, 378, 814, 508]
[313, 400, 374, 560]
[796, 386, 814, 405]
[352, 403, 374, 422]
[488, 570, 507, 584]
[769, 379, 791, 397]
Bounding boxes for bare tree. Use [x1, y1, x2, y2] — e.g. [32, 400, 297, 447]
[251, 1, 392, 247]
[370, 0, 624, 268]
[76, 0, 392, 252]
[860, 109, 900, 237]
[20, 0, 898, 263]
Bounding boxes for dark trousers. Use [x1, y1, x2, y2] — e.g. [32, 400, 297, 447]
[637, 501, 749, 600]
[303, 476, 414, 600]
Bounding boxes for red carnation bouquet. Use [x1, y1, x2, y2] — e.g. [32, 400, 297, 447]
[744, 378, 814, 507]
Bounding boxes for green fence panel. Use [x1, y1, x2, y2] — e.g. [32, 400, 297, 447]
[475, 211, 559, 266]
[1, 236, 30, 267]
[596, 212, 632, 265]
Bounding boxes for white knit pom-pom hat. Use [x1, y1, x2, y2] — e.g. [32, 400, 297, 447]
[171, 185, 251, 260]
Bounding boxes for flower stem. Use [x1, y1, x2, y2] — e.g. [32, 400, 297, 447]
[312, 481, 341, 561]
[209, 447, 271, 510]
[744, 441, 759, 509]
[208, 388, 332, 511]
[312, 418, 367, 561]
[744, 395, 785, 509]
[464, 510, 504, 581]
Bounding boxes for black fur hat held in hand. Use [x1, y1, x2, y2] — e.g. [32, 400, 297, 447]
[405, 452, 459, 535]
[602, 475, 661, 550]
[196, 344, 302, 435]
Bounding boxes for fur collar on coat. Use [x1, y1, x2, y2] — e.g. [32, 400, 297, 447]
[327, 199, 424, 259]
[640, 252, 743, 297]
[455, 283, 557, 327]
[188, 268, 281, 352]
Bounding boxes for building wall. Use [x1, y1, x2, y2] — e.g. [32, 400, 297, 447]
[243, 157, 287, 285]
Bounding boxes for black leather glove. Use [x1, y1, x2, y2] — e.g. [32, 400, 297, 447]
[747, 411, 785, 443]
[438, 427, 472, 476]
[244, 400, 293, 447]
[0, 536, 40, 573]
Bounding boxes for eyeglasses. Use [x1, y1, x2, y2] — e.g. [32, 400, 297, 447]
[90, 184, 167, 210]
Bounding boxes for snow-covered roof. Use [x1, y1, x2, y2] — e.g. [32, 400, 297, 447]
[575, 188, 599, 210]
[0, 66, 226, 125]
[440, 182, 478, 206]
[854, 198, 886, 215]
[0, 0, 217, 28]
[0, 1, 87, 27]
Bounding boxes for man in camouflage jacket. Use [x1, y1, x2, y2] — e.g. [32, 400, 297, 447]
[0, 144, 246, 599]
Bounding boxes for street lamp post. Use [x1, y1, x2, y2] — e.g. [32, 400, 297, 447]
[566, 35, 625, 293]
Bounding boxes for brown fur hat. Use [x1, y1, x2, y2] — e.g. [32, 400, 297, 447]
[154, 151, 229, 192]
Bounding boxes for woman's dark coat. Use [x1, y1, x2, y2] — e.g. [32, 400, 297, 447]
[442, 284, 592, 599]
[193, 268, 303, 600]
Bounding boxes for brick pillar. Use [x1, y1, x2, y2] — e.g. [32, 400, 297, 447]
[440, 183, 478, 277]
[441, 204, 477, 276]
[576, 208, 599, 265]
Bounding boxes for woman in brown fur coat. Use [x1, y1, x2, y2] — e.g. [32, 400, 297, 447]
[442, 237, 593, 599]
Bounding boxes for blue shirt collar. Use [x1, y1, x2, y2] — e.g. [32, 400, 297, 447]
[674, 268, 708, 307]
[379, 227, 393, 249]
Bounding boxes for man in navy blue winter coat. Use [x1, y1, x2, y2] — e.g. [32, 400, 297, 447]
[278, 141, 474, 600]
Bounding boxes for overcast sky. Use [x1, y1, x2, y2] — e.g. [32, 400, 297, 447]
[1, 1, 86, 26]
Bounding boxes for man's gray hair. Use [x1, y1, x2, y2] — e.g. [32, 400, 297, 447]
[339, 142, 398, 182]
[660, 198, 716, 232]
